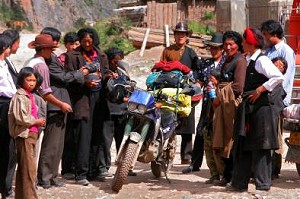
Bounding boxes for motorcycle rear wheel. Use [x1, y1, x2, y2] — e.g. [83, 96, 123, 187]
[112, 141, 138, 192]
[151, 161, 162, 178]
[150, 134, 177, 178]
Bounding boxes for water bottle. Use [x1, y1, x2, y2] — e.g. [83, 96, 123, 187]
[208, 82, 216, 99]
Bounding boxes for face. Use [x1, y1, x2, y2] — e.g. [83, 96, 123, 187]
[174, 32, 188, 46]
[110, 54, 124, 71]
[10, 39, 20, 54]
[23, 74, 37, 92]
[224, 38, 239, 58]
[41, 47, 54, 59]
[242, 38, 251, 54]
[65, 41, 80, 52]
[262, 30, 276, 48]
[210, 46, 223, 61]
[273, 59, 285, 74]
[80, 34, 93, 52]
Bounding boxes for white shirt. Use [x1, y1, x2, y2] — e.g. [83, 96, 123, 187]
[246, 49, 284, 92]
[0, 60, 17, 98]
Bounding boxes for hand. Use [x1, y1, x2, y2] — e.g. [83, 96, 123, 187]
[60, 102, 72, 113]
[210, 76, 218, 86]
[36, 118, 46, 127]
[111, 72, 119, 79]
[248, 90, 261, 103]
[85, 80, 100, 88]
[79, 67, 89, 76]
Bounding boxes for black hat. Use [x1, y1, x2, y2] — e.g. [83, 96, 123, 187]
[173, 22, 192, 36]
[204, 32, 223, 47]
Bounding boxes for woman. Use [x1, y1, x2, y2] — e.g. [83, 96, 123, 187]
[227, 28, 284, 197]
[64, 27, 109, 185]
[212, 31, 247, 185]
[161, 21, 200, 164]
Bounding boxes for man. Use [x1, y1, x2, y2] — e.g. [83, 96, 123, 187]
[182, 33, 226, 185]
[161, 22, 200, 164]
[23, 33, 73, 189]
[0, 32, 17, 199]
[260, 19, 296, 178]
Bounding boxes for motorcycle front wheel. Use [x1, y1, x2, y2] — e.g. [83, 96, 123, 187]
[112, 141, 138, 192]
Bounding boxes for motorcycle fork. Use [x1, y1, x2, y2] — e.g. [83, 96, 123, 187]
[115, 116, 134, 165]
[130, 120, 151, 168]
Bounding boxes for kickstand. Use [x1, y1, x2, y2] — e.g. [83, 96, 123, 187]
[162, 163, 171, 183]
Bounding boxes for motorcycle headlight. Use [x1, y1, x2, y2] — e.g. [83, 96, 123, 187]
[128, 102, 137, 112]
[137, 104, 147, 114]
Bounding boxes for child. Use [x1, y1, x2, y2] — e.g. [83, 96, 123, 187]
[58, 32, 80, 65]
[8, 67, 46, 199]
[272, 57, 288, 75]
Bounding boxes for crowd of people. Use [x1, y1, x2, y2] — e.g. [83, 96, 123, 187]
[0, 18, 296, 199]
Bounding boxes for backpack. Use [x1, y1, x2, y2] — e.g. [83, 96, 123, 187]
[146, 70, 185, 89]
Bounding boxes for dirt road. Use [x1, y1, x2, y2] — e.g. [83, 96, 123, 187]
[35, 132, 300, 199]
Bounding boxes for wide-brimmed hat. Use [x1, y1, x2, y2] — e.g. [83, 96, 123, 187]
[173, 22, 192, 36]
[28, 34, 57, 49]
[204, 32, 223, 47]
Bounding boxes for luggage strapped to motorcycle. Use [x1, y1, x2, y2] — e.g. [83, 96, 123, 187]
[153, 71, 184, 117]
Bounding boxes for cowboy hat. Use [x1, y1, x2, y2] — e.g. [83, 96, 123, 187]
[204, 32, 223, 47]
[28, 34, 58, 49]
[173, 22, 193, 36]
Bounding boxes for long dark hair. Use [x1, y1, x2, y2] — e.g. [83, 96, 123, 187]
[17, 67, 43, 91]
[77, 27, 100, 48]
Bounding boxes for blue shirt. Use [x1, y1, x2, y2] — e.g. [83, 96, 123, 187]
[265, 40, 295, 106]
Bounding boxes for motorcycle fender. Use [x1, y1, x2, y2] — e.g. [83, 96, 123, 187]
[129, 131, 141, 143]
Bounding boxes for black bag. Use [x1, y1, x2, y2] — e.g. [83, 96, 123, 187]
[154, 70, 184, 89]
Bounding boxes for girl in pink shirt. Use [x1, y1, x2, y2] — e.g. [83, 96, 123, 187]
[8, 67, 46, 199]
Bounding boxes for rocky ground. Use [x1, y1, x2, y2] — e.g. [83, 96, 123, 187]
[8, 33, 300, 199]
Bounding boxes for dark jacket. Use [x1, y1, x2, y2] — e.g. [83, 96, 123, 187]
[64, 47, 109, 119]
[45, 54, 85, 112]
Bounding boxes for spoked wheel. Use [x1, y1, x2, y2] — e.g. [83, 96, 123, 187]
[111, 141, 138, 192]
[296, 163, 300, 177]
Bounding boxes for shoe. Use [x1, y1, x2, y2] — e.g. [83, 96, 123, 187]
[2, 190, 15, 198]
[215, 178, 228, 186]
[50, 179, 65, 187]
[252, 189, 269, 198]
[181, 159, 191, 165]
[205, 175, 220, 184]
[128, 170, 137, 176]
[37, 182, 51, 189]
[62, 173, 75, 180]
[75, 179, 89, 186]
[98, 171, 113, 177]
[225, 182, 247, 192]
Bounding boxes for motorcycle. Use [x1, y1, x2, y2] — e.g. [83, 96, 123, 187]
[111, 88, 179, 193]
